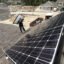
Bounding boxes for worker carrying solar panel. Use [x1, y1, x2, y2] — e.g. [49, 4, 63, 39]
[18, 18, 25, 33]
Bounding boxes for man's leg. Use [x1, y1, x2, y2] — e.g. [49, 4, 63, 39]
[22, 26, 25, 31]
[19, 26, 22, 32]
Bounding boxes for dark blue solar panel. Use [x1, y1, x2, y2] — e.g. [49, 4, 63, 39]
[6, 13, 64, 64]
[35, 60, 49, 64]
[45, 40, 57, 48]
[39, 49, 54, 62]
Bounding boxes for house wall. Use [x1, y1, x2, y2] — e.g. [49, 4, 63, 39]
[35, 1, 54, 12]
[35, 6, 53, 12]
[56, 0, 64, 8]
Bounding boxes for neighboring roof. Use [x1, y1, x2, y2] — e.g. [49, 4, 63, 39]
[56, 0, 64, 3]
[54, 0, 64, 7]
[40, 1, 54, 7]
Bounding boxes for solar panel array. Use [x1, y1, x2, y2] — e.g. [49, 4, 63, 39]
[6, 13, 64, 64]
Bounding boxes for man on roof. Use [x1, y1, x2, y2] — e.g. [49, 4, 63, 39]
[18, 18, 25, 33]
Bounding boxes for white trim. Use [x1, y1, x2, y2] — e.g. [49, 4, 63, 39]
[50, 24, 64, 64]
[6, 53, 17, 64]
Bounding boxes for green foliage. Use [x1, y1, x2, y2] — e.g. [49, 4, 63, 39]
[0, 0, 57, 5]
[7, 2, 15, 5]
[49, 0, 57, 2]
[0, 0, 8, 3]
[22, 0, 57, 6]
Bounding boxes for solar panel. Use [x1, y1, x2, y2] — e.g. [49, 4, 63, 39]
[6, 13, 64, 64]
[13, 14, 24, 24]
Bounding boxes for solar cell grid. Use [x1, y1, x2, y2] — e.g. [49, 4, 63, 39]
[39, 49, 54, 62]
[24, 57, 36, 64]
[45, 31, 53, 36]
[45, 40, 57, 48]
[6, 25, 63, 64]
[17, 54, 27, 64]
[31, 41, 39, 47]
[30, 48, 42, 57]
[37, 41, 46, 47]
[6, 13, 64, 64]
[25, 48, 34, 55]
[53, 29, 61, 34]
[11, 47, 24, 52]
[49, 34, 59, 40]
[42, 36, 50, 40]
[44, 25, 62, 33]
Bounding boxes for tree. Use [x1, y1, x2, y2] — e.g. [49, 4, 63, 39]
[49, 0, 57, 2]
[0, 0, 57, 5]
[22, 0, 57, 6]
[0, 0, 8, 3]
